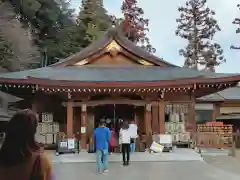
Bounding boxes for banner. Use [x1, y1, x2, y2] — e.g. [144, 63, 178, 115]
[150, 141, 164, 153]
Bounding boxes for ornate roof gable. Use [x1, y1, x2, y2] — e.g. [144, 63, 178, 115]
[51, 27, 177, 67]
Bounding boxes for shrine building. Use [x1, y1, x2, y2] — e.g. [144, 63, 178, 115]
[0, 27, 239, 150]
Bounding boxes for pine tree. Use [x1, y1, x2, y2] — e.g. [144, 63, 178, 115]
[176, 0, 225, 72]
[231, 4, 240, 50]
[121, 0, 155, 53]
[77, 0, 112, 47]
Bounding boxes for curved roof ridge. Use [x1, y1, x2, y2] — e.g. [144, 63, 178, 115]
[112, 28, 177, 67]
[51, 27, 178, 67]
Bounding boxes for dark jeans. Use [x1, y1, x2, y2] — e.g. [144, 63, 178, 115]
[121, 143, 130, 163]
[109, 145, 114, 153]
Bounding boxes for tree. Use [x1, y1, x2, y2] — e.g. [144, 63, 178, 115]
[176, 0, 225, 72]
[0, 0, 13, 71]
[231, 4, 240, 50]
[0, 0, 40, 71]
[121, 0, 155, 53]
[37, 0, 82, 65]
[77, 0, 112, 47]
[6, 0, 78, 65]
[0, 32, 14, 71]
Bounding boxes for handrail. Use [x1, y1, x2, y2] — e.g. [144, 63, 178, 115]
[232, 133, 240, 149]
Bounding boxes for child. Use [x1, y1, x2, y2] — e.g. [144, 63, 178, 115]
[109, 128, 117, 154]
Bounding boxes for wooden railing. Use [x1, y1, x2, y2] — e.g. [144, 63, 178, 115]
[232, 133, 240, 148]
[191, 131, 240, 157]
[194, 132, 240, 149]
[193, 132, 233, 149]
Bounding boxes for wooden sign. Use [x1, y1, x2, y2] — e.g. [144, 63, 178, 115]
[206, 122, 223, 126]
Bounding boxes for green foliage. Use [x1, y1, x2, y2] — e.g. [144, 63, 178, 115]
[77, 0, 112, 47]
[5, 0, 113, 66]
[43, 25, 86, 64]
[5, 0, 77, 65]
[176, 0, 225, 72]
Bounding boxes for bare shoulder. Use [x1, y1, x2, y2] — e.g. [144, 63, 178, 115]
[39, 153, 53, 180]
[41, 153, 52, 171]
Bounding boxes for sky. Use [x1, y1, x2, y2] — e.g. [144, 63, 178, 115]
[70, 0, 240, 73]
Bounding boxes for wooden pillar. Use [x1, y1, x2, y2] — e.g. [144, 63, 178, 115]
[188, 101, 196, 134]
[145, 104, 152, 134]
[88, 108, 95, 152]
[151, 102, 159, 133]
[134, 106, 141, 134]
[139, 107, 144, 135]
[31, 103, 38, 113]
[81, 104, 87, 150]
[66, 101, 73, 138]
[145, 104, 152, 148]
[212, 103, 220, 121]
[31, 102, 39, 120]
[134, 106, 137, 124]
[158, 101, 165, 134]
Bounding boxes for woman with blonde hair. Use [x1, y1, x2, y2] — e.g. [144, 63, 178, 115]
[0, 109, 53, 180]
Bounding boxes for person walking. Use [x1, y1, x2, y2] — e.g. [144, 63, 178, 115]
[0, 109, 53, 180]
[119, 120, 131, 166]
[129, 120, 138, 152]
[94, 119, 111, 173]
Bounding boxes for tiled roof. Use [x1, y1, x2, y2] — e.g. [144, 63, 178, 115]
[199, 86, 240, 101]
[0, 66, 235, 82]
[0, 91, 22, 102]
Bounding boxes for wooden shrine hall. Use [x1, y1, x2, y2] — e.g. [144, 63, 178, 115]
[0, 27, 239, 150]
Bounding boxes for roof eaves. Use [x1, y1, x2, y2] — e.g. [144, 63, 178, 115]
[1, 73, 237, 87]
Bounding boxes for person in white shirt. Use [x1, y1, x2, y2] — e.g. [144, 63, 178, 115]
[119, 121, 131, 166]
[129, 120, 138, 152]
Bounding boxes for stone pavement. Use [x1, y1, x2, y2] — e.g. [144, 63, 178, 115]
[48, 148, 203, 163]
[203, 155, 240, 176]
[235, 149, 240, 158]
[199, 148, 230, 156]
[53, 161, 240, 180]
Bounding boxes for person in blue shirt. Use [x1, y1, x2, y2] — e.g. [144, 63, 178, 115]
[94, 119, 111, 173]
